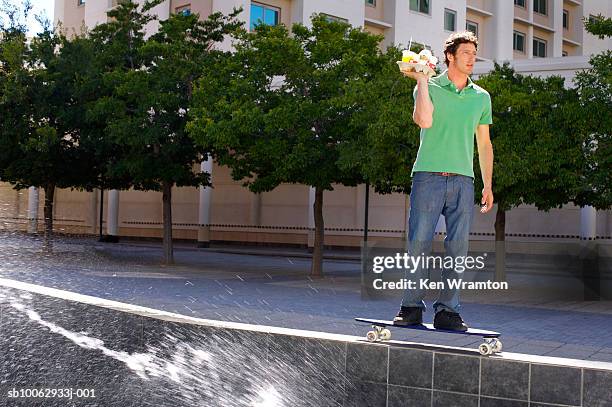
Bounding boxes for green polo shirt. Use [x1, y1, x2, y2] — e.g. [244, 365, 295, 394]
[411, 70, 492, 178]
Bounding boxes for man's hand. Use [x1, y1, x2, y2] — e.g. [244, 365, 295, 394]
[476, 124, 494, 214]
[480, 187, 494, 214]
[400, 67, 429, 82]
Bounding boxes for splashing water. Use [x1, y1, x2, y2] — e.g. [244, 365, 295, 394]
[252, 386, 282, 407]
[4, 291, 347, 407]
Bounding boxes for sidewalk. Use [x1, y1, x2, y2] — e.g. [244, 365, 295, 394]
[0, 234, 611, 362]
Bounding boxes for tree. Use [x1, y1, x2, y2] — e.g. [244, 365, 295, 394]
[573, 14, 611, 210]
[475, 63, 586, 280]
[0, 4, 99, 250]
[188, 16, 383, 277]
[89, 0, 241, 264]
[337, 46, 423, 195]
[0, 3, 31, 188]
[583, 13, 612, 40]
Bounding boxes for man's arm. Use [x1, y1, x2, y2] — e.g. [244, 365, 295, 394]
[401, 69, 434, 128]
[412, 77, 434, 128]
[476, 124, 494, 213]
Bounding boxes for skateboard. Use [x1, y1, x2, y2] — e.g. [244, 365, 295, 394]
[355, 317, 502, 356]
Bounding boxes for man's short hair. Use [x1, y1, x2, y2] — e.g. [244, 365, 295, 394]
[443, 31, 478, 66]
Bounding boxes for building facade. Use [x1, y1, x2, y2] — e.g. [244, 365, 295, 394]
[53, 0, 610, 58]
[1, 0, 609, 251]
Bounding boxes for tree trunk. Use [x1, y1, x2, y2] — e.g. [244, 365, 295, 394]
[43, 184, 55, 253]
[162, 181, 174, 265]
[310, 186, 324, 278]
[494, 206, 506, 282]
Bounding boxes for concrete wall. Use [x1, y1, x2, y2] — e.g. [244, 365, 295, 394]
[83, 0, 110, 29]
[514, 1, 529, 21]
[295, 0, 364, 28]
[465, 11, 485, 42]
[473, 54, 591, 88]
[389, 0, 468, 57]
[55, 0, 609, 61]
[364, 23, 385, 37]
[1, 278, 611, 406]
[562, 1, 581, 46]
[466, 0, 486, 12]
[364, 0, 384, 21]
[533, 5, 553, 29]
[533, 26, 554, 57]
[55, 0, 85, 35]
[171, 0, 213, 17]
[582, 0, 610, 56]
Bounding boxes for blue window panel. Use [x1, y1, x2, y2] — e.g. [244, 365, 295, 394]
[264, 8, 279, 26]
[250, 4, 264, 30]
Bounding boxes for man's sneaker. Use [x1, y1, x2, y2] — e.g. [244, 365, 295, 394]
[433, 310, 468, 332]
[393, 306, 423, 326]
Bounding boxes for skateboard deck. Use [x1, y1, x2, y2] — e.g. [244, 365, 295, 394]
[355, 317, 502, 355]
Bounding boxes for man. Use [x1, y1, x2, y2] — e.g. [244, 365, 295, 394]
[394, 31, 494, 331]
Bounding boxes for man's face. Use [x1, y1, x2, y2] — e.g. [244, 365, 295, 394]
[447, 42, 477, 75]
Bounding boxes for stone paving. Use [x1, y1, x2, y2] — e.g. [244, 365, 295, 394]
[0, 232, 611, 363]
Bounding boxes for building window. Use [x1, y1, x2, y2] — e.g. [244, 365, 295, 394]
[588, 14, 602, 25]
[365, 0, 376, 6]
[533, 37, 546, 57]
[466, 20, 478, 37]
[562, 50, 568, 57]
[562, 9, 569, 29]
[513, 31, 525, 52]
[250, 3, 280, 31]
[409, 0, 430, 15]
[444, 9, 456, 31]
[514, 0, 525, 8]
[322, 13, 348, 23]
[77, 0, 85, 5]
[533, 0, 547, 15]
[411, 42, 432, 52]
[175, 5, 191, 16]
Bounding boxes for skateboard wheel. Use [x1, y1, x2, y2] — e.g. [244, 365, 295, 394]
[380, 328, 391, 341]
[486, 338, 502, 353]
[366, 330, 379, 342]
[479, 343, 493, 356]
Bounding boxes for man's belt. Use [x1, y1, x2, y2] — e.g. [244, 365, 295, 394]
[432, 172, 460, 176]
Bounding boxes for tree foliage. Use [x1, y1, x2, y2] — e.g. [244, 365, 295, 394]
[88, 0, 242, 263]
[583, 14, 612, 40]
[0, 4, 99, 248]
[337, 45, 435, 195]
[475, 62, 586, 212]
[188, 15, 385, 276]
[573, 14, 611, 210]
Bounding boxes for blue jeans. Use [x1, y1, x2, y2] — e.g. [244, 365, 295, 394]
[401, 171, 475, 314]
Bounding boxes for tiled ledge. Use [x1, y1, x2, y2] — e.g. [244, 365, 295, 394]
[0, 278, 611, 407]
